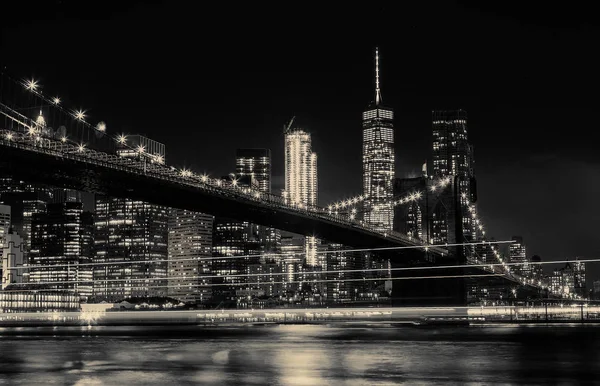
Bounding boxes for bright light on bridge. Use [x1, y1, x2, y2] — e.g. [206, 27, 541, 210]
[53, 96, 61, 105]
[97, 121, 106, 132]
[24, 78, 39, 91]
[117, 134, 127, 144]
[77, 143, 86, 152]
[74, 109, 86, 121]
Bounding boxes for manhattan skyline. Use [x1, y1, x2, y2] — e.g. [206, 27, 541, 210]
[1, 0, 598, 273]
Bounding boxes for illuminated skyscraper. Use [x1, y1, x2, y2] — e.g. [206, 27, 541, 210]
[431, 110, 476, 245]
[284, 125, 318, 266]
[362, 47, 395, 232]
[284, 128, 317, 207]
[236, 148, 271, 194]
[168, 209, 213, 304]
[29, 202, 94, 300]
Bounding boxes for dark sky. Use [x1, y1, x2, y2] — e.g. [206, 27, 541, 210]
[2, 1, 599, 277]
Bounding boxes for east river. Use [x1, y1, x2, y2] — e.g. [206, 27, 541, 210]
[0, 324, 598, 385]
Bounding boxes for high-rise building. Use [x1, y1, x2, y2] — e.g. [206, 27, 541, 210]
[326, 243, 363, 303]
[212, 175, 262, 306]
[530, 255, 543, 284]
[0, 178, 53, 254]
[93, 197, 169, 302]
[284, 128, 318, 208]
[236, 148, 280, 252]
[509, 236, 530, 279]
[0, 204, 10, 252]
[573, 259, 586, 298]
[362, 47, 395, 233]
[431, 110, 477, 252]
[284, 124, 319, 267]
[236, 148, 271, 194]
[167, 209, 214, 304]
[93, 135, 169, 302]
[2, 228, 25, 289]
[29, 202, 94, 300]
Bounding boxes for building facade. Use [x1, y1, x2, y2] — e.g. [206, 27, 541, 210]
[93, 197, 169, 302]
[2, 228, 25, 289]
[284, 125, 319, 267]
[235, 148, 271, 194]
[29, 202, 94, 300]
[362, 48, 394, 232]
[167, 209, 213, 304]
[509, 236, 530, 279]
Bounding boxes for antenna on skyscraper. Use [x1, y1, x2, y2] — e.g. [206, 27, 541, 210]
[375, 47, 382, 106]
[283, 116, 296, 134]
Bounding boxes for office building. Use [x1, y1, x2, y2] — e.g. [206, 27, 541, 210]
[94, 197, 169, 302]
[29, 202, 94, 300]
[94, 135, 169, 302]
[212, 175, 262, 306]
[509, 236, 530, 279]
[235, 148, 271, 194]
[236, 148, 280, 253]
[362, 47, 394, 232]
[168, 209, 214, 304]
[431, 109, 478, 255]
[2, 228, 25, 289]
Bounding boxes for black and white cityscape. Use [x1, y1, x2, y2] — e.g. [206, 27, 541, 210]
[1, 1, 599, 384]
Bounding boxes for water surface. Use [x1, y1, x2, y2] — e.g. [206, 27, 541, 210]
[0, 324, 597, 385]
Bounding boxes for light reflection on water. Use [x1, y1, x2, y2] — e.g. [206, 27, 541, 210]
[0, 324, 599, 385]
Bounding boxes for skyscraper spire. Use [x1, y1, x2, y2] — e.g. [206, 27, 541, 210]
[375, 47, 382, 105]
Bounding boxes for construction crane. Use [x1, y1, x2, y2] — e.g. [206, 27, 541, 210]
[283, 116, 295, 134]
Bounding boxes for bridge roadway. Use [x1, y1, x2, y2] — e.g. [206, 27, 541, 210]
[0, 305, 595, 327]
[0, 126, 446, 256]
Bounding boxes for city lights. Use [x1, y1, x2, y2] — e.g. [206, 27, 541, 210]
[74, 109, 86, 121]
[24, 78, 39, 91]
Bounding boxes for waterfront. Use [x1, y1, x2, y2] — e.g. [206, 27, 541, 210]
[0, 324, 598, 385]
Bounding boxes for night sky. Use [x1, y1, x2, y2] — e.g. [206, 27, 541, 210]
[2, 1, 599, 277]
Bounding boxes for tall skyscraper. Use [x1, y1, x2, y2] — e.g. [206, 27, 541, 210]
[236, 148, 271, 194]
[167, 209, 214, 304]
[93, 197, 169, 302]
[284, 128, 318, 207]
[362, 47, 395, 232]
[29, 202, 94, 300]
[284, 125, 319, 266]
[431, 110, 476, 245]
